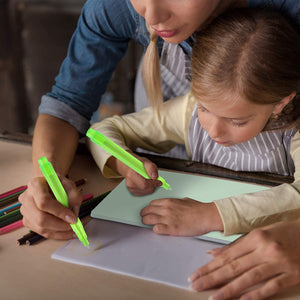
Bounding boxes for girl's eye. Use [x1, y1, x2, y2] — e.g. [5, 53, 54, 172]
[231, 121, 248, 127]
[197, 104, 207, 112]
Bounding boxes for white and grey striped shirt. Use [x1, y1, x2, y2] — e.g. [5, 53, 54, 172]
[188, 106, 297, 176]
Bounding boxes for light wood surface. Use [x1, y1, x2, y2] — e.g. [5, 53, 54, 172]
[1, 139, 299, 300]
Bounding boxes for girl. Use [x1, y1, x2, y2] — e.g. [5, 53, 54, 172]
[88, 8, 300, 238]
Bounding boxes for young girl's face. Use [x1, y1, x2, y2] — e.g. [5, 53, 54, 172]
[197, 97, 278, 147]
[130, 0, 222, 43]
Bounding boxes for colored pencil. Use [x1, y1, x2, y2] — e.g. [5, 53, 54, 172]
[0, 178, 87, 208]
[0, 220, 23, 235]
[3, 204, 21, 215]
[0, 191, 24, 208]
[82, 193, 93, 203]
[0, 209, 21, 222]
[26, 233, 44, 245]
[0, 186, 27, 200]
[17, 231, 37, 245]
[0, 213, 22, 228]
[0, 202, 21, 216]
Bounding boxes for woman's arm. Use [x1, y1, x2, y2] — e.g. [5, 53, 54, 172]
[32, 114, 79, 176]
[19, 114, 82, 239]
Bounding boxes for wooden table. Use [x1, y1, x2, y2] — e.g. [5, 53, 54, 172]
[1, 135, 299, 300]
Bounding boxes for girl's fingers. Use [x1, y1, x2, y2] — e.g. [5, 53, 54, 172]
[143, 159, 159, 180]
[140, 203, 167, 217]
[126, 172, 157, 195]
[142, 213, 166, 226]
[153, 223, 171, 235]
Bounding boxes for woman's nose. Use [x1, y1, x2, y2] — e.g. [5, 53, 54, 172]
[144, 0, 171, 26]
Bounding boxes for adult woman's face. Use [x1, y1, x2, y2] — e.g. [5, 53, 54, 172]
[130, 0, 222, 43]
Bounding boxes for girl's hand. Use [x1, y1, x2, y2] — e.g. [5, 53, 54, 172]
[140, 197, 223, 236]
[189, 220, 300, 300]
[108, 154, 162, 196]
[19, 175, 82, 239]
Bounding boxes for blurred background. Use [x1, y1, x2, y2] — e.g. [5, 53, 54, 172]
[0, 0, 143, 134]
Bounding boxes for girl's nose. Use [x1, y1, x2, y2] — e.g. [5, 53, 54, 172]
[144, 0, 171, 26]
[207, 118, 225, 140]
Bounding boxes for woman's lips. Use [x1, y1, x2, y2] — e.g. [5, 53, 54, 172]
[153, 28, 179, 38]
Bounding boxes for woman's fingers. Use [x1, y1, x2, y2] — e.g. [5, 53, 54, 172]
[190, 249, 263, 291]
[19, 175, 82, 239]
[189, 234, 253, 281]
[241, 273, 299, 300]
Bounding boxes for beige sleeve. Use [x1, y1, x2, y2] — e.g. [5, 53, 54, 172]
[87, 93, 195, 178]
[214, 131, 300, 235]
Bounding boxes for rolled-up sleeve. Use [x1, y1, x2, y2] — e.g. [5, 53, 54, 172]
[39, 0, 139, 134]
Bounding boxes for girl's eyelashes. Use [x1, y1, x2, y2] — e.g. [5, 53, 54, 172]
[197, 104, 208, 112]
[230, 120, 248, 127]
[197, 103, 249, 127]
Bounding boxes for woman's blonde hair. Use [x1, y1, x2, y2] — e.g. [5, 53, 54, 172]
[142, 24, 163, 108]
[191, 8, 300, 130]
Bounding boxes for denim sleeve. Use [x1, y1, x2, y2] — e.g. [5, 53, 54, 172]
[39, 0, 141, 134]
[247, 0, 300, 32]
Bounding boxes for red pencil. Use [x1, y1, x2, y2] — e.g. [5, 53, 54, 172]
[0, 186, 27, 200]
[0, 219, 23, 234]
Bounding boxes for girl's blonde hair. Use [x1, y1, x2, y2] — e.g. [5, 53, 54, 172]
[142, 24, 163, 108]
[191, 8, 300, 130]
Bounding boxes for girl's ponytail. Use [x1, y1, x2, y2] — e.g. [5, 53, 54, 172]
[142, 24, 163, 108]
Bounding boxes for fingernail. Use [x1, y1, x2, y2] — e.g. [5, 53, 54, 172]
[188, 284, 197, 291]
[151, 172, 158, 179]
[210, 290, 224, 300]
[188, 272, 200, 283]
[73, 205, 80, 216]
[65, 214, 76, 224]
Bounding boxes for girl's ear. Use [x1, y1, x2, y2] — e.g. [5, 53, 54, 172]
[273, 91, 296, 115]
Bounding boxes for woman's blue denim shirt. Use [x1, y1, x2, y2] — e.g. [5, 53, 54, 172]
[39, 0, 300, 134]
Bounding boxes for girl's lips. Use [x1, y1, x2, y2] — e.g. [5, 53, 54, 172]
[214, 140, 229, 145]
[153, 28, 179, 38]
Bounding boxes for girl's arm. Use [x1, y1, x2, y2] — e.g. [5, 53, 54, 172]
[87, 93, 194, 177]
[214, 130, 300, 235]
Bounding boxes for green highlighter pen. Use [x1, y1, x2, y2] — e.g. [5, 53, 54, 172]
[86, 128, 171, 190]
[38, 157, 89, 248]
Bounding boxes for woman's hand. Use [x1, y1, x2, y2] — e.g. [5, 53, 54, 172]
[140, 197, 223, 236]
[189, 220, 300, 300]
[19, 175, 82, 239]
